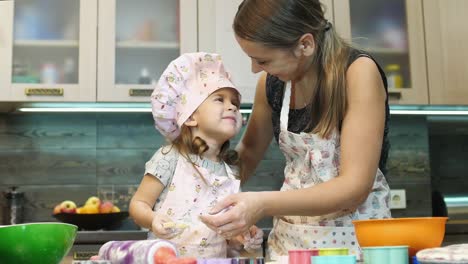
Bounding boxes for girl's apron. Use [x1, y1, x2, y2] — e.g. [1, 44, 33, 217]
[267, 83, 391, 260]
[149, 154, 240, 258]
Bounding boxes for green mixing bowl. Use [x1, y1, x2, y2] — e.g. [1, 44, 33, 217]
[0, 222, 77, 264]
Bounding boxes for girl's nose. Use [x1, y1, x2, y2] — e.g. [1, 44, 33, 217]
[227, 101, 238, 111]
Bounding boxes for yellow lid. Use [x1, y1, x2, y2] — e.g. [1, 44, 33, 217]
[385, 64, 400, 71]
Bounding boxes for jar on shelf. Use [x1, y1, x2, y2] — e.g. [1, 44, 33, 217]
[385, 64, 403, 89]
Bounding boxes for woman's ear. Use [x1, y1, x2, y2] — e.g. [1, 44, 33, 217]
[184, 116, 198, 127]
[294, 33, 315, 57]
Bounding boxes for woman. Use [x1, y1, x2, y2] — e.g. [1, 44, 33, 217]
[201, 0, 391, 259]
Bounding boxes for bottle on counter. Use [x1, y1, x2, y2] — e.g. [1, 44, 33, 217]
[2, 186, 25, 225]
[385, 64, 403, 89]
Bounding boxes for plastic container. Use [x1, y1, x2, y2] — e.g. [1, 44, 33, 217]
[352, 217, 447, 256]
[98, 240, 178, 264]
[385, 64, 403, 89]
[289, 249, 318, 264]
[362, 246, 409, 264]
[312, 255, 356, 264]
[318, 248, 348, 256]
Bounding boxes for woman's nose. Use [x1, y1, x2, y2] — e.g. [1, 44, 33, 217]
[251, 60, 262, 73]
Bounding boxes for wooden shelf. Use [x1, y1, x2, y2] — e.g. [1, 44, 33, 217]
[116, 41, 179, 49]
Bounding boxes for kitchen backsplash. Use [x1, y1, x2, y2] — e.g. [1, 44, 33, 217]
[0, 112, 435, 228]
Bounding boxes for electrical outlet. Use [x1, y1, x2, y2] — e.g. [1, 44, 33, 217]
[390, 189, 406, 209]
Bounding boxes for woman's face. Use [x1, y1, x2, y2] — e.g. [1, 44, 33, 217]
[235, 35, 309, 82]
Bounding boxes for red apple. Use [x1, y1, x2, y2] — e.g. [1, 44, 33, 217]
[153, 246, 176, 264]
[60, 200, 77, 214]
[99, 201, 114, 213]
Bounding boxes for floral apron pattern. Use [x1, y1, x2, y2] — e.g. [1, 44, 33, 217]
[267, 83, 391, 260]
[148, 155, 240, 258]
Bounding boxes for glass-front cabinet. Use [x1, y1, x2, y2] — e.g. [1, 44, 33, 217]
[97, 0, 197, 102]
[0, 0, 96, 101]
[333, 0, 428, 104]
[0, 0, 197, 102]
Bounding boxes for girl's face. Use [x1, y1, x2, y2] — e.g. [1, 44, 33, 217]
[190, 88, 242, 143]
[235, 35, 310, 82]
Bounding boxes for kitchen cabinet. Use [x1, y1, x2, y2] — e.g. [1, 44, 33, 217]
[424, 0, 468, 105]
[97, 0, 197, 102]
[0, 0, 197, 102]
[333, 0, 429, 105]
[198, 0, 333, 104]
[0, 0, 97, 102]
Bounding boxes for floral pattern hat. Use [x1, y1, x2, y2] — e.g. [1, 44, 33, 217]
[151, 52, 239, 140]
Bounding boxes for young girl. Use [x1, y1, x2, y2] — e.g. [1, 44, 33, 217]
[129, 52, 263, 258]
[200, 0, 391, 260]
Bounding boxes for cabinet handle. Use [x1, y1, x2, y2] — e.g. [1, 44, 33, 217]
[25, 88, 64, 96]
[388, 91, 402, 100]
[129, 89, 153, 97]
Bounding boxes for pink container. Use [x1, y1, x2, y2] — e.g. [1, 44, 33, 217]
[289, 249, 319, 264]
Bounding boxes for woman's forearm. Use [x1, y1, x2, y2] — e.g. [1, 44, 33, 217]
[259, 174, 372, 217]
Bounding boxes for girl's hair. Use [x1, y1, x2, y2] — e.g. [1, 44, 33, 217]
[167, 125, 245, 184]
[234, 0, 352, 137]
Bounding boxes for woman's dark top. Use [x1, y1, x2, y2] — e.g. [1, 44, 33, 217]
[265, 49, 390, 174]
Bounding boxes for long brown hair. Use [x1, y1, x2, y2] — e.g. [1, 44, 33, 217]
[234, 0, 351, 137]
[165, 125, 245, 184]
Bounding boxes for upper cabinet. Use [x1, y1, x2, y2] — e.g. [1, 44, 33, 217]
[424, 0, 468, 105]
[333, 0, 429, 105]
[0, 0, 197, 102]
[0, 0, 97, 102]
[97, 0, 197, 102]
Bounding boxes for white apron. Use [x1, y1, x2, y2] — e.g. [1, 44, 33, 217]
[149, 154, 240, 258]
[267, 83, 391, 260]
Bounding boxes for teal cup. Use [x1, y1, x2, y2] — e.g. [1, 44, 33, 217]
[362, 246, 409, 264]
[311, 255, 356, 264]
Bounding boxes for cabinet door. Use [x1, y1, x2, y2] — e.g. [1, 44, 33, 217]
[0, 0, 97, 102]
[198, 0, 334, 104]
[425, 0, 468, 105]
[97, 0, 197, 102]
[334, 0, 428, 105]
[0, 1, 14, 100]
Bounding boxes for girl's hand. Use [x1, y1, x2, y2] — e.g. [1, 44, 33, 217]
[151, 213, 180, 239]
[242, 226, 264, 253]
[200, 192, 264, 238]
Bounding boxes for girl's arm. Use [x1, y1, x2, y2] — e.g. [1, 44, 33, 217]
[236, 72, 274, 179]
[129, 174, 165, 229]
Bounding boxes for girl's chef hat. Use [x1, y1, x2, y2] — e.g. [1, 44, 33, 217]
[151, 52, 239, 140]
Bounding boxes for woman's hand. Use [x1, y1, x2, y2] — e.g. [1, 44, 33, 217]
[242, 225, 264, 253]
[200, 192, 265, 238]
[151, 213, 181, 239]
